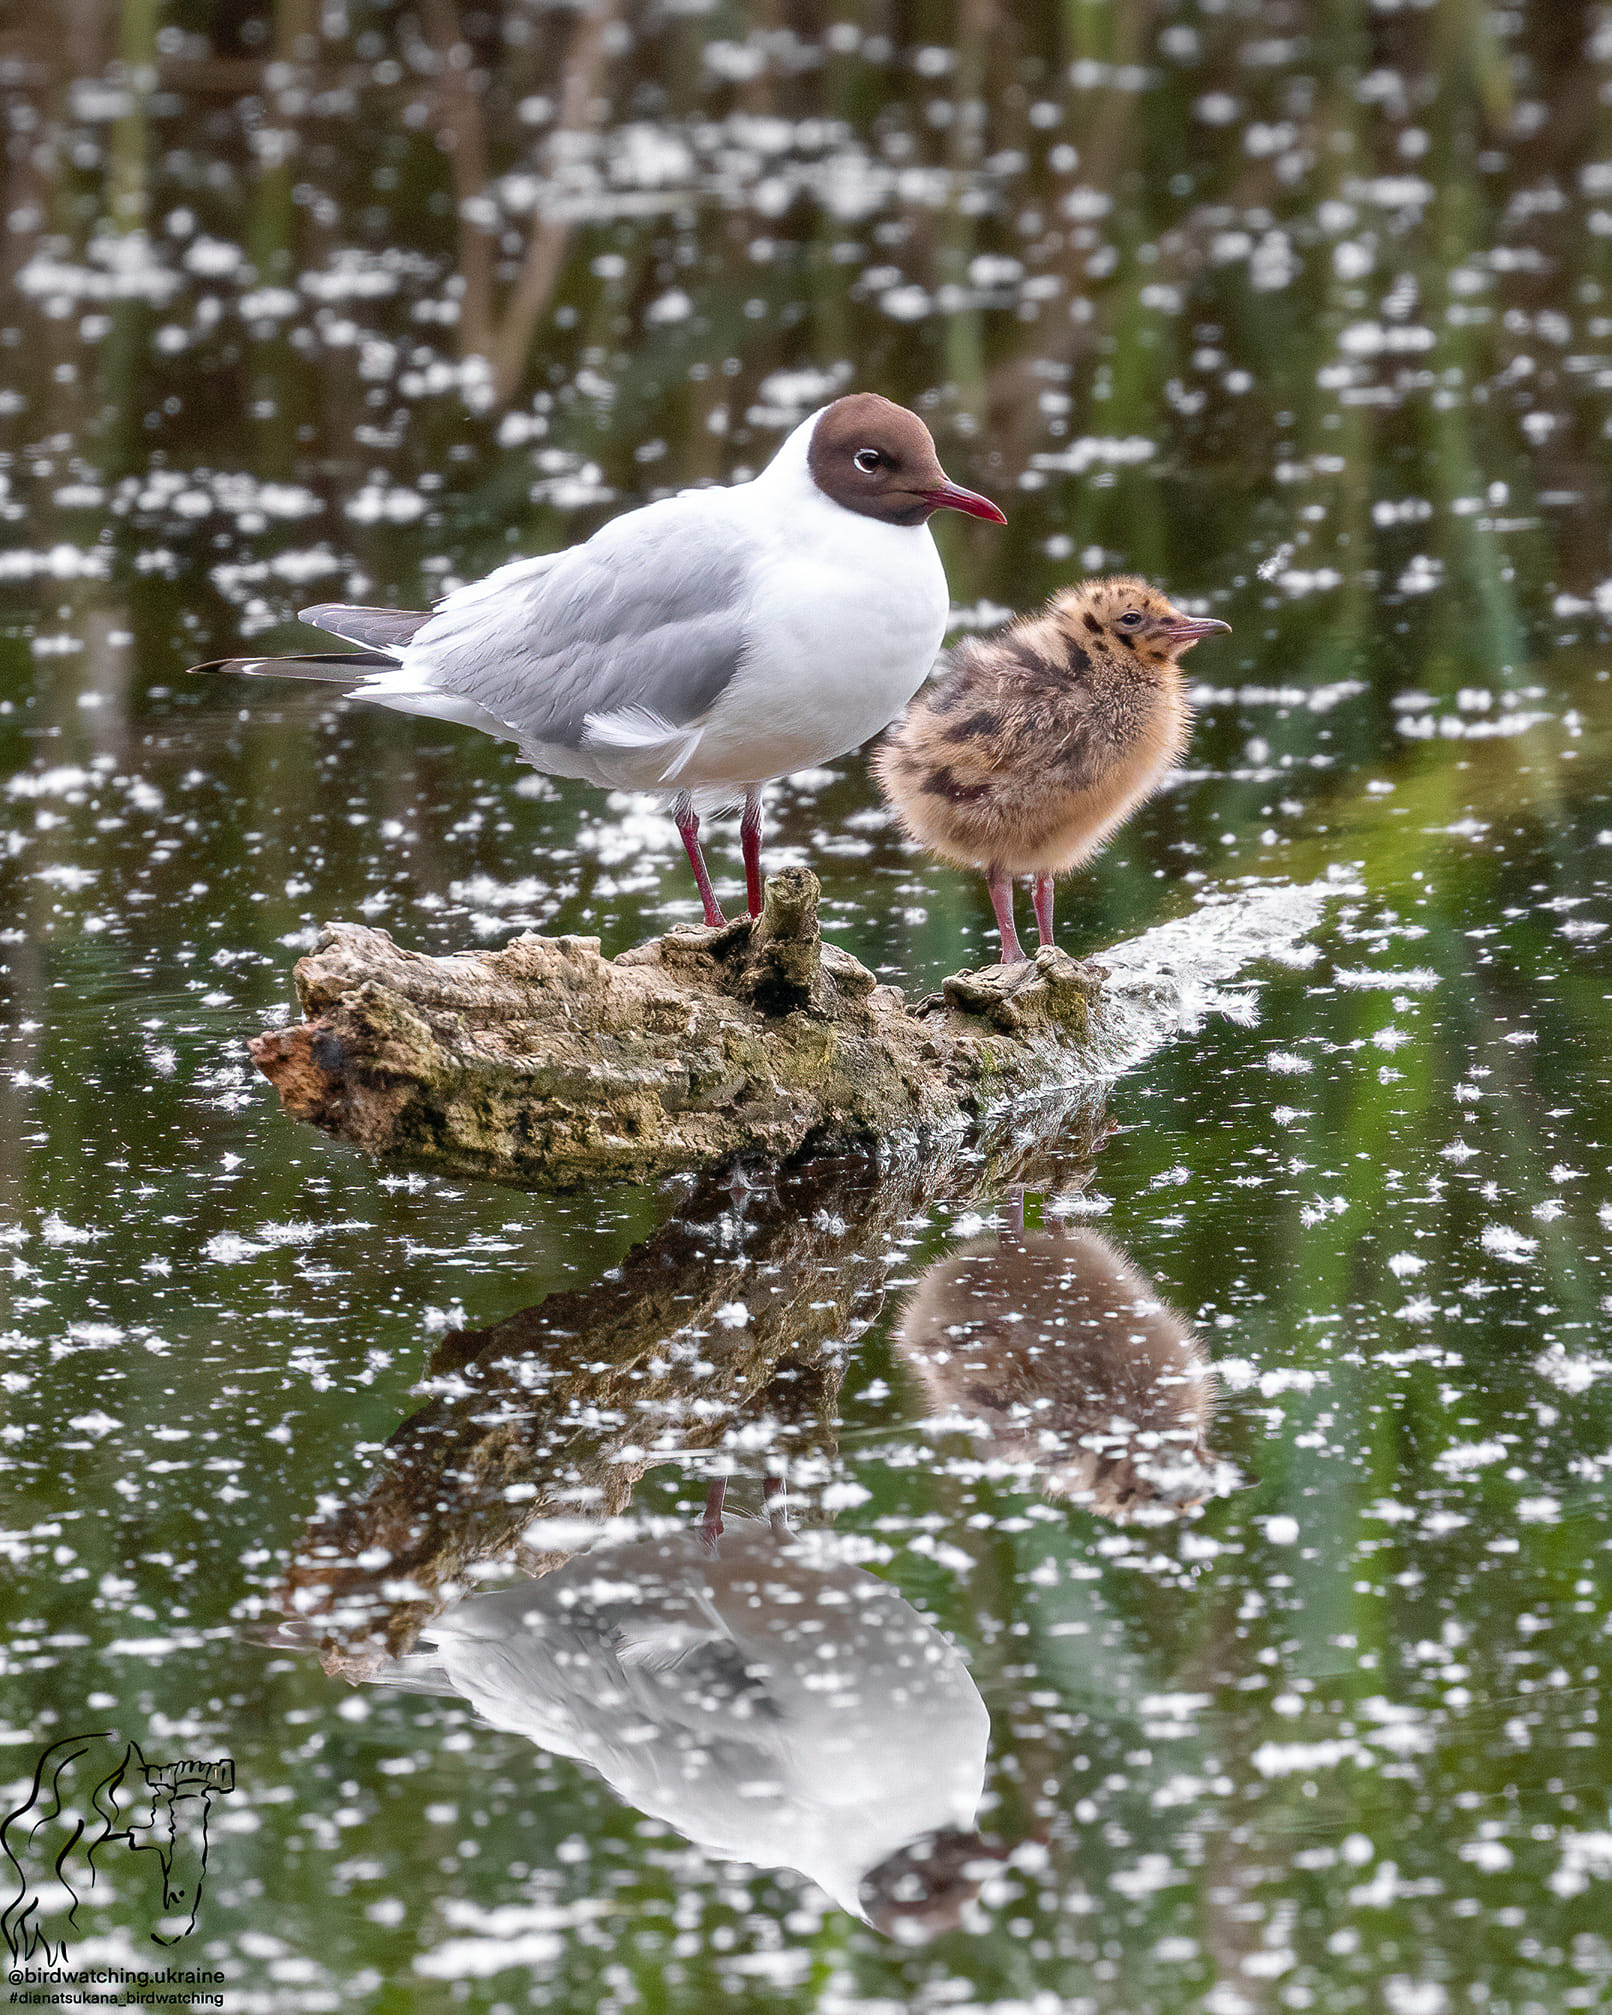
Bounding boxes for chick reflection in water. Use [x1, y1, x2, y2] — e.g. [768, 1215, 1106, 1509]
[350, 1496, 1000, 1939]
[898, 1214, 1223, 1517]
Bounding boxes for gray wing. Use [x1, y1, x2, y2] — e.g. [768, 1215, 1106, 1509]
[398, 492, 758, 751]
[299, 604, 431, 650]
[419, 1570, 784, 1759]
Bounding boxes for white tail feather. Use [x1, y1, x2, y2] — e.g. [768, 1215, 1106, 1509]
[582, 706, 702, 783]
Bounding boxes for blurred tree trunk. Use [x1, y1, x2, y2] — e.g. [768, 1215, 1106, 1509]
[424, 0, 624, 407]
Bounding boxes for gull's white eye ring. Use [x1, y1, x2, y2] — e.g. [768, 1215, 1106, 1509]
[854, 448, 883, 473]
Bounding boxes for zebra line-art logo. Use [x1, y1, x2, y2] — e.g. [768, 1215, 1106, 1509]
[1, 1731, 235, 1964]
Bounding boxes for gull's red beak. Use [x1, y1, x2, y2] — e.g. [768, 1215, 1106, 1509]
[922, 480, 1008, 525]
[1165, 615, 1232, 647]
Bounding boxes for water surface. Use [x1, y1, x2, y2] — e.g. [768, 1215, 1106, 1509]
[2, 2, 1611, 2008]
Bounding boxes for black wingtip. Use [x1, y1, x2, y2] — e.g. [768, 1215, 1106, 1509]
[187, 651, 397, 680]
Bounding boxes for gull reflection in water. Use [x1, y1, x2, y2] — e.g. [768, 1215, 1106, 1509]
[344, 1494, 1002, 1939]
[897, 1208, 1229, 1519]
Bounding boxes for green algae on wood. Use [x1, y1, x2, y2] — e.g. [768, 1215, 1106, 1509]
[247, 866, 1103, 1189]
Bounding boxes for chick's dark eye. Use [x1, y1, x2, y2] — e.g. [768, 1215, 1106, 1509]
[1119, 611, 1143, 627]
[854, 448, 883, 473]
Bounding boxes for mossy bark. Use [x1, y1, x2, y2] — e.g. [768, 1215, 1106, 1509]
[249, 865, 1104, 1190]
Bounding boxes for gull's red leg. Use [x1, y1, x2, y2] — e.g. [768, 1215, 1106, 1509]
[1032, 872, 1056, 949]
[674, 792, 726, 927]
[741, 788, 764, 918]
[985, 864, 1025, 964]
[702, 1475, 727, 1549]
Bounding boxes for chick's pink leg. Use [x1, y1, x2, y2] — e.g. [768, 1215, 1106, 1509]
[740, 788, 764, 919]
[674, 792, 726, 927]
[1032, 872, 1056, 948]
[986, 864, 1025, 963]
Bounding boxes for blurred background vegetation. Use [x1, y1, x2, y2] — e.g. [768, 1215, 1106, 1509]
[3, 0, 1611, 641]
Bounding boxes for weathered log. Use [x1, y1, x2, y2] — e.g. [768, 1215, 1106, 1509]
[249, 865, 1104, 1189]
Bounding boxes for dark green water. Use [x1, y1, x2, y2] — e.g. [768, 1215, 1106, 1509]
[2, 1, 1611, 2008]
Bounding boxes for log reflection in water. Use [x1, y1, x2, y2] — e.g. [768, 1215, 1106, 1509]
[280, 1095, 1107, 1667]
[896, 1218, 1232, 1519]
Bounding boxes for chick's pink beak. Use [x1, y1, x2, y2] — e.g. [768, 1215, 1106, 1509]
[1166, 615, 1232, 646]
[922, 480, 1008, 525]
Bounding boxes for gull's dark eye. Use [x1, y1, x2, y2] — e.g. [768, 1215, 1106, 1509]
[854, 448, 883, 473]
[1119, 611, 1143, 627]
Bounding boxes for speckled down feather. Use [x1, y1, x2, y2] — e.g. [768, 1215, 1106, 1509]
[874, 576, 1202, 879]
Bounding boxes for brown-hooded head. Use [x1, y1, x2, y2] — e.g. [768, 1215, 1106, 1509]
[859, 1826, 1010, 1941]
[807, 394, 1007, 528]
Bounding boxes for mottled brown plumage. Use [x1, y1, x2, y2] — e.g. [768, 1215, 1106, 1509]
[895, 1222, 1223, 1522]
[873, 576, 1229, 962]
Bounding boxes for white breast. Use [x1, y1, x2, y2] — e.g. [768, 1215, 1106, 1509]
[680, 488, 950, 793]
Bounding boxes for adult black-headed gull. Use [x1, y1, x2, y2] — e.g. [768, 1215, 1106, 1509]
[197, 394, 1006, 925]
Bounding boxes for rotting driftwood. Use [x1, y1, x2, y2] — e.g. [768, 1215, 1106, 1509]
[249, 865, 1104, 1190]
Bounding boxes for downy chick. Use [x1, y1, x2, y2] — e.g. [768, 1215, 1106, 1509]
[874, 577, 1229, 962]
